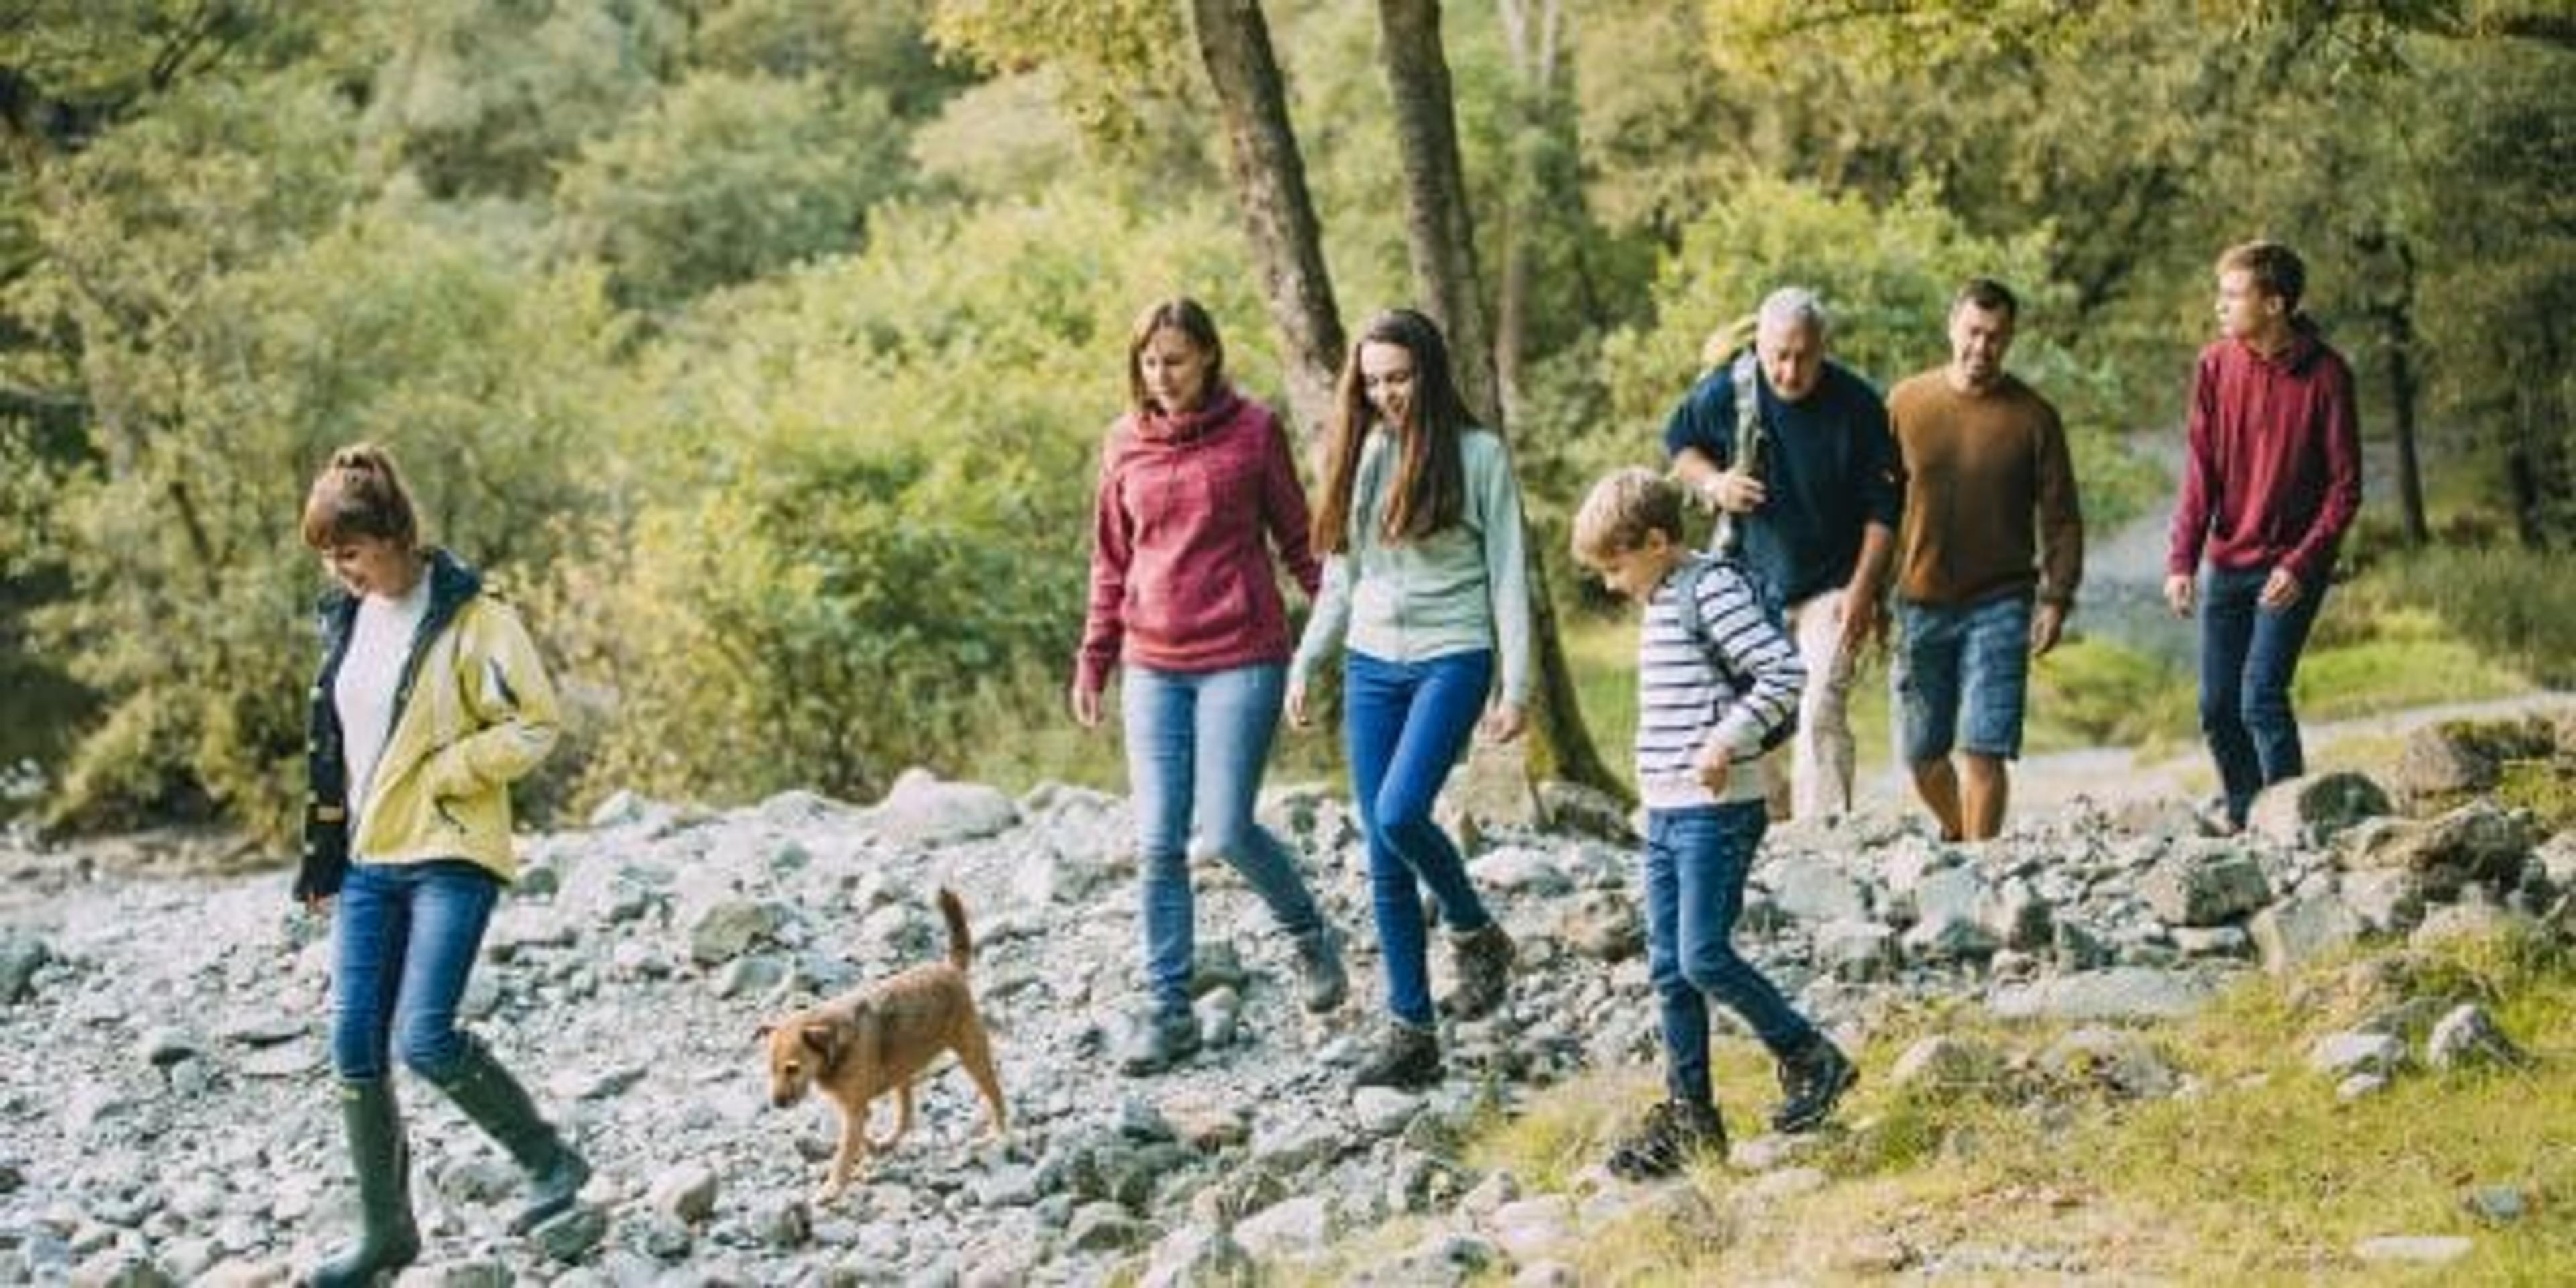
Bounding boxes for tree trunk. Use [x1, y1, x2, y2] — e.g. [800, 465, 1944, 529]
[1189, 0, 1346, 441]
[1375, 0, 1623, 804]
[1374, 0, 1499, 426]
[1491, 0, 1564, 429]
[2369, 232, 2429, 545]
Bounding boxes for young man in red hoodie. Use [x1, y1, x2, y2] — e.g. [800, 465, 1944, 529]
[2164, 241, 2363, 830]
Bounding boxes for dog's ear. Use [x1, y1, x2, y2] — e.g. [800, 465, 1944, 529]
[798, 1020, 839, 1058]
[753, 1021, 775, 1045]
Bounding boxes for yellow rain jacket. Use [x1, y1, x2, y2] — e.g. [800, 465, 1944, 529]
[296, 549, 559, 898]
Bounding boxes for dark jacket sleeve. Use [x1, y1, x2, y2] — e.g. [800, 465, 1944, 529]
[1662, 371, 1735, 467]
[1856, 390, 1903, 530]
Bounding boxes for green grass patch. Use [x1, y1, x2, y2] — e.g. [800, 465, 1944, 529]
[2349, 545, 2576, 688]
[2294, 608, 2530, 720]
[1422, 931, 2576, 1283]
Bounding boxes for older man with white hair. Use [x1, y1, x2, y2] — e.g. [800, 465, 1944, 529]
[1662, 287, 1902, 822]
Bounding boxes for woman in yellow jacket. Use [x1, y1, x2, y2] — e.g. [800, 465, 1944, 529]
[294, 444, 586, 1285]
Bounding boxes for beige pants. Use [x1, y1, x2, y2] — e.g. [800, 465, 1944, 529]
[1762, 586, 1857, 822]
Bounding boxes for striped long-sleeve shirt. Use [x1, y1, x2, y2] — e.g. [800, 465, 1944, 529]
[1635, 555, 1805, 810]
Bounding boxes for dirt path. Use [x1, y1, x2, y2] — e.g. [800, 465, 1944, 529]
[2008, 689, 2573, 811]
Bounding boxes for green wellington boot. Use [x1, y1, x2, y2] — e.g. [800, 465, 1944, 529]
[429, 1036, 592, 1234]
[309, 1079, 421, 1288]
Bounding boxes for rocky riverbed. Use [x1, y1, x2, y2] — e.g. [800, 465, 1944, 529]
[2, 712, 2571, 1287]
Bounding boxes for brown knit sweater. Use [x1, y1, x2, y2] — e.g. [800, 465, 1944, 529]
[1888, 371, 2084, 608]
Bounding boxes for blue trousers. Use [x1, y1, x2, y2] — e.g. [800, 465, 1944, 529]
[1344, 649, 1497, 1028]
[331, 859, 500, 1080]
[1123, 661, 1326, 1018]
[2197, 566, 2327, 826]
[1645, 802, 1821, 1108]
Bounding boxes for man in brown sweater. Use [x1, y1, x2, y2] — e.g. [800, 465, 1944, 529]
[1886, 279, 2084, 841]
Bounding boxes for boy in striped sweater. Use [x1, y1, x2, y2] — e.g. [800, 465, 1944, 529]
[1572, 468, 1859, 1179]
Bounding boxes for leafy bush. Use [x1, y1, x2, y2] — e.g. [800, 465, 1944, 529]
[545, 186, 1279, 808]
[2345, 545, 2576, 688]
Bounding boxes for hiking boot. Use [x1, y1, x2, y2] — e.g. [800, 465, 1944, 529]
[1770, 1036, 1858, 1134]
[1440, 922, 1516, 1020]
[1292, 924, 1350, 1014]
[427, 1036, 592, 1234]
[1605, 1099, 1728, 1181]
[1352, 1022, 1442, 1091]
[1118, 1008, 1202, 1077]
[311, 1078, 421, 1288]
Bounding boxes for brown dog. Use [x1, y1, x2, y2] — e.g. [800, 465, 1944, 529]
[760, 887, 1007, 1203]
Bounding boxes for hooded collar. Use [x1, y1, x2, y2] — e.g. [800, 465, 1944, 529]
[1134, 386, 1245, 445]
[2244, 316, 2326, 373]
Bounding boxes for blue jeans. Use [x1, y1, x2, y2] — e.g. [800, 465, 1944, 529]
[1344, 649, 1497, 1029]
[1124, 662, 1326, 1018]
[2197, 566, 2327, 826]
[1894, 592, 2034, 763]
[1645, 802, 1819, 1107]
[331, 859, 500, 1080]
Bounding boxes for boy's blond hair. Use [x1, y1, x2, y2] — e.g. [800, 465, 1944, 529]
[1572, 466, 1688, 567]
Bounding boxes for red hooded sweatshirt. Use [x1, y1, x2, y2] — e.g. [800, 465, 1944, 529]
[2167, 320, 2363, 586]
[1076, 388, 1322, 694]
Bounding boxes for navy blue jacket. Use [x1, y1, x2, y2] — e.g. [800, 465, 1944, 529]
[1662, 359, 1902, 606]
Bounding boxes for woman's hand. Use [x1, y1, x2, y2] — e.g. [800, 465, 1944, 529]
[1069, 683, 1103, 729]
[1285, 677, 1312, 729]
[1479, 701, 1527, 744]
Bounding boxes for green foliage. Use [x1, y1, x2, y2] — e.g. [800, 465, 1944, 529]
[347, 0, 680, 197]
[554, 74, 912, 309]
[32, 190, 627, 835]
[2338, 545, 2576, 688]
[688, 0, 969, 119]
[545, 186, 1273, 806]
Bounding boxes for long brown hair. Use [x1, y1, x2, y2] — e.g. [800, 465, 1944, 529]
[300, 442, 420, 551]
[1311, 309, 1472, 553]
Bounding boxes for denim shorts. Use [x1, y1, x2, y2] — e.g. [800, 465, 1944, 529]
[1894, 592, 2033, 762]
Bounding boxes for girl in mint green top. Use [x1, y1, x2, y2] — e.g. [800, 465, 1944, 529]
[1287, 308, 1532, 1090]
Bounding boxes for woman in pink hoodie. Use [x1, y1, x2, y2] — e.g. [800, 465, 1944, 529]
[1073, 298, 1350, 1075]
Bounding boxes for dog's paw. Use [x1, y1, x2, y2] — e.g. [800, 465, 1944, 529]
[812, 1181, 846, 1207]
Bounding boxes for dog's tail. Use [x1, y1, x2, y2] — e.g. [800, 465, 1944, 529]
[938, 887, 972, 971]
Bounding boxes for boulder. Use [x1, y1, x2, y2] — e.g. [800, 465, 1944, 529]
[2341, 801, 2535, 900]
[2141, 849, 2271, 928]
[2245, 772, 2392, 843]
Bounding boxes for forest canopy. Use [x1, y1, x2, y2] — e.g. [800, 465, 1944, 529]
[1, 0, 2567, 837]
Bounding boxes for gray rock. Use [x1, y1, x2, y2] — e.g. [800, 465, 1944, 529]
[2309, 1031, 2406, 1079]
[688, 900, 780, 966]
[1352, 1232, 1499, 1287]
[2465, 1185, 2527, 1224]
[1232, 1195, 1331, 1260]
[1815, 919, 1900, 982]
[2249, 893, 2361, 974]
[2245, 772, 2392, 843]
[1553, 890, 1642, 962]
[1989, 967, 2218, 1021]
[2340, 869, 2426, 935]
[2343, 802, 2535, 900]
[2039, 1028, 2180, 1100]
[2425, 1003, 2524, 1071]
[1485, 1193, 1576, 1262]
[1888, 1035, 2002, 1097]
[1061, 1201, 1152, 1253]
[1468, 847, 1575, 898]
[1534, 780, 1635, 843]
[867, 769, 1019, 848]
[1768, 860, 1871, 924]
[0, 933, 48, 1004]
[2141, 849, 2271, 927]
[650, 1163, 720, 1224]
[1981, 878, 2054, 952]
[1138, 1221, 1254, 1288]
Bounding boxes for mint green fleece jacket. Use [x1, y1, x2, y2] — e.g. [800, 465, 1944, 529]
[1290, 426, 1533, 706]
